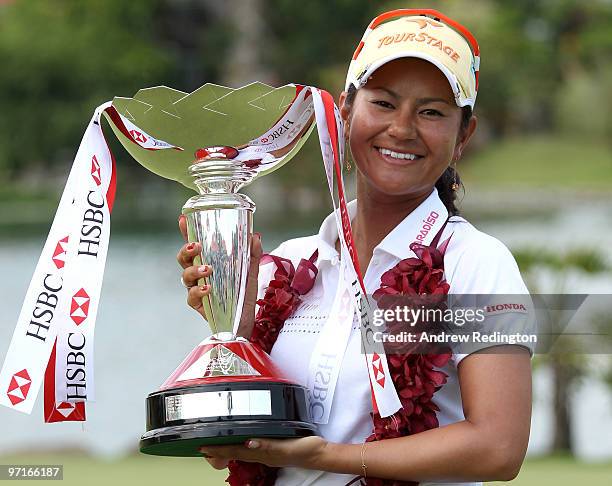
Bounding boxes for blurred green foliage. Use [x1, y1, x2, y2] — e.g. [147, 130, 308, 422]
[461, 135, 612, 188]
[0, 0, 610, 197]
[0, 0, 174, 177]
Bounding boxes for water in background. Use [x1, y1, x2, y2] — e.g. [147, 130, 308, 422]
[1, 197, 611, 460]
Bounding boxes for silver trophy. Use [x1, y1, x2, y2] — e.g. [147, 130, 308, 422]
[104, 83, 318, 456]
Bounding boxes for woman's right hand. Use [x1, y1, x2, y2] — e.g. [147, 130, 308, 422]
[177, 214, 263, 339]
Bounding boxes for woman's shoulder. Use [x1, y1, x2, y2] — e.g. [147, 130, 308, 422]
[267, 234, 320, 262]
[446, 215, 516, 261]
[256, 234, 320, 293]
[445, 216, 526, 293]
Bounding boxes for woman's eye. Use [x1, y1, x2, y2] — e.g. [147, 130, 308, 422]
[373, 100, 394, 109]
[421, 109, 443, 116]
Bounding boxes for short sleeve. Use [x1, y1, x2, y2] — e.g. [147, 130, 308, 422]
[447, 233, 536, 365]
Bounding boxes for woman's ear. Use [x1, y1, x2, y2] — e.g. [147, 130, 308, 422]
[338, 91, 350, 140]
[453, 115, 478, 161]
[339, 91, 351, 120]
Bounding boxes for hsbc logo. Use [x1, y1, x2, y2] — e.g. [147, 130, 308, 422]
[47, 400, 86, 422]
[70, 288, 90, 325]
[267, 120, 295, 142]
[6, 369, 31, 405]
[55, 401, 76, 418]
[129, 129, 148, 144]
[91, 155, 101, 186]
[52, 236, 69, 269]
[371, 353, 386, 387]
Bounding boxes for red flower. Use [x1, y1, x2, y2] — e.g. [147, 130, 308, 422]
[227, 460, 278, 486]
[250, 274, 303, 354]
[374, 242, 450, 300]
[357, 234, 453, 486]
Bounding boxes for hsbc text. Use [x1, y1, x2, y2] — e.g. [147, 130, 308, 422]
[65, 332, 87, 400]
[78, 190, 104, 258]
[26, 273, 63, 342]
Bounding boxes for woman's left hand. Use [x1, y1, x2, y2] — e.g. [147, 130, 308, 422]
[199, 436, 329, 469]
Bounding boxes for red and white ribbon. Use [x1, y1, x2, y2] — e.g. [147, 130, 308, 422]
[246, 85, 314, 153]
[0, 102, 180, 422]
[306, 260, 355, 424]
[311, 88, 403, 418]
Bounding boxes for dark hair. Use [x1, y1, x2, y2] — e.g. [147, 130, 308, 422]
[344, 85, 471, 216]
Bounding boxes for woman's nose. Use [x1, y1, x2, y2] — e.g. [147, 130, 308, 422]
[387, 113, 417, 140]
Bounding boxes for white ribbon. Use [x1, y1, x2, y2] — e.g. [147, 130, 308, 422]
[52, 102, 115, 405]
[311, 88, 403, 417]
[246, 85, 314, 152]
[0, 102, 180, 422]
[310, 88, 450, 419]
[306, 262, 355, 424]
[0, 103, 112, 416]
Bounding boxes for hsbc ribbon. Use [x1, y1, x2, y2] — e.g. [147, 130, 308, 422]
[0, 103, 181, 422]
[1, 85, 398, 423]
[246, 85, 314, 153]
[306, 260, 355, 424]
[311, 89, 402, 418]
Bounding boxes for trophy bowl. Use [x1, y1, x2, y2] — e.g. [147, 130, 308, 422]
[104, 83, 318, 456]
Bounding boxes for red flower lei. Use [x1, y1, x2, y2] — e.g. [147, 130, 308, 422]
[227, 252, 318, 486]
[227, 226, 453, 486]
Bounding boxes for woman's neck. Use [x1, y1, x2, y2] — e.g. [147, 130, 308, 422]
[348, 177, 433, 271]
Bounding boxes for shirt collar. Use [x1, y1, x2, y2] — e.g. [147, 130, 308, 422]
[377, 188, 444, 260]
[316, 188, 444, 264]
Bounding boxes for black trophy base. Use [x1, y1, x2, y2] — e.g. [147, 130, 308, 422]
[140, 381, 318, 457]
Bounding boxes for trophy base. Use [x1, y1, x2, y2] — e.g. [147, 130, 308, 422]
[140, 419, 316, 457]
[140, 381, 318, 457]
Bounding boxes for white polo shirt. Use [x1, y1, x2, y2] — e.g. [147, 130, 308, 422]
[256, 191, 532, 486]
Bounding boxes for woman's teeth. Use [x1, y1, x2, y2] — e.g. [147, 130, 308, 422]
[377, 148, 420, 160]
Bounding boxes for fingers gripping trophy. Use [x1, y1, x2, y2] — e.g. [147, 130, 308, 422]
[107, 83, 319, 456]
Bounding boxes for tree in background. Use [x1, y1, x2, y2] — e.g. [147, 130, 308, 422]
[0, 0, 610, 223]
[515, 247, 610, 455]
[0, 0, 174, 179]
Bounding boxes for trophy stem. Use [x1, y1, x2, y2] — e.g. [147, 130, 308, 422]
[189, 159, 256, 194]
[182, 164, 256, 336]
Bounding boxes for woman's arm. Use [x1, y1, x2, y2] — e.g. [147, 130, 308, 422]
[322, 346, 532, 482]
[200, 346, 532, 482]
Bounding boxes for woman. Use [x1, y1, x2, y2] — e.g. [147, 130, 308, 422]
[178, 9, 532, 486]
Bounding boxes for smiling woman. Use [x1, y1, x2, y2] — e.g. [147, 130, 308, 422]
[178, 8, 533, 486]
[340, 58, 476, 219]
